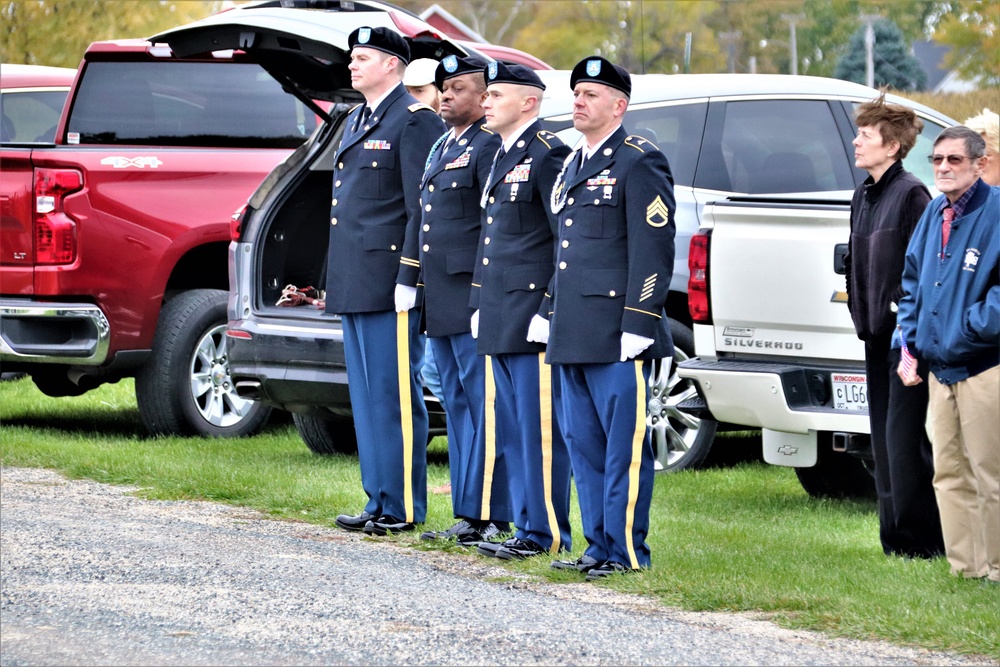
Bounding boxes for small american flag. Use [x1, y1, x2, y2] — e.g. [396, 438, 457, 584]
[897, 325, 916, 376]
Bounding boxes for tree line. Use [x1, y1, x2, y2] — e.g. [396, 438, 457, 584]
[2, 0, 996, 89]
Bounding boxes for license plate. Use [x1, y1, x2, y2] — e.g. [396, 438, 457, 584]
[831, 373, 868, 414]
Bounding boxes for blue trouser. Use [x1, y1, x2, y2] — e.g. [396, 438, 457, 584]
[491, 353, 572, 553]
[341, 310, 428, 524]
[430, 334, 512, 523]
[555, 360, 654, 569]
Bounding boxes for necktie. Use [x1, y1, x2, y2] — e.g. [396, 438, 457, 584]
[354, 106, 372, 133]
[565, 150, 585, 184]
[941, 206, 954, 251]
[481, 146, 507, 208]
[437, 136, 455, 165]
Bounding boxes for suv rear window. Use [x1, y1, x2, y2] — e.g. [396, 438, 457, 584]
[696, 99, 856, 194]
[626, 102, 707, 188]
[67, 61, 318, 148]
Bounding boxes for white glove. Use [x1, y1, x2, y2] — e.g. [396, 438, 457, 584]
[470, 309, 479, 339]
[620, 332, 654, 362]
[394, 284, 417, 313]
[526, 314, 550, 344]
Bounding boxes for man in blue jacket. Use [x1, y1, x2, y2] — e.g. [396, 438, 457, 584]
[470, 62, 573, 561]
[897, 125, 999, 584]
[325, 26, 446, 536]
[544, 57, 676, 580]
[416, 55, 512, 546]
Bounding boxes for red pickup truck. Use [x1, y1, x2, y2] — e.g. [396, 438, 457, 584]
[0, 41, 323, 436]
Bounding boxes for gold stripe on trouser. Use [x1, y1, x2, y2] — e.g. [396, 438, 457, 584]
[480, 355, 497, 519]
[624, 360, 646, 569]
[396, 311, 414, 523]
[537, 353, 561, 554]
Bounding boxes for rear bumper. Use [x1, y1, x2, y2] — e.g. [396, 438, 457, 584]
[226, 315, 353, 416]
[677, 358, 871, 435]
[226, 313, 445, 430]
[0, 299, 110, 365]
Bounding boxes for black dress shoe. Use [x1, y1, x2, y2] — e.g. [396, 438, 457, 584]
[585, 560, 633, 580]
[335, 511, 378, 532]
[551, 554, 600, 573]
[455, 520, 511, 547]
[363, 515, 416, 536]
[420, 519, 474, 541]
[476, 536, 518, 558]
[496, 538, 545, 560]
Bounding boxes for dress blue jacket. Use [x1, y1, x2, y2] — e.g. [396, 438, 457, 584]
[897, 181, 999, 384]
[324, 84, 446, 314]
[544, 127, 677, 365]
[418, 119, 500, 337]
[470, 121, 569, 355]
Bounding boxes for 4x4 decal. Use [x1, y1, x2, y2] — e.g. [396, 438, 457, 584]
[100, 156, 163, 169]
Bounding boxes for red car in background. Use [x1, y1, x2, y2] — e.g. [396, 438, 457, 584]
[0, 64, 76, 143]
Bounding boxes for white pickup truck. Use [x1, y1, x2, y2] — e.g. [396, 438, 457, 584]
[677, 194, 880, 498]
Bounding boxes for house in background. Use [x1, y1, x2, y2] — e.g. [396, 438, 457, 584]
[419, 3, 485, 42]
[419, 3, 552, 69]
[912, 40, 978, 92]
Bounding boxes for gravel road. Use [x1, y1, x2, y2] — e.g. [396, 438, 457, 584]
[1, 466, 992, 666]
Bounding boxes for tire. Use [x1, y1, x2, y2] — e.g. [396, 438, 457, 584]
[135, 289, 271, 437]
[794, 432, 877, 500]
[292, 413, 359, 455]
[647, 319, 719, 473]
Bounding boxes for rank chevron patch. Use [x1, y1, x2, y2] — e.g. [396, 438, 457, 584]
[646, 195, 670, 227]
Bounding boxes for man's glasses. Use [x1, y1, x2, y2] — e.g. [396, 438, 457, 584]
[928, 154, 978, 165]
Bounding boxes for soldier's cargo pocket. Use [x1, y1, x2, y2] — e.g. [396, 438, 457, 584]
[581, 268, 627, 298]
[503, 263, 551, 293]
[358, 149, 397, 199]
[437, 168, 475, 219]
[579, 189, 621, 239]
[446, 247, 478, 276]
[497, 183, 536, 234]
[363, 225, 406, 252]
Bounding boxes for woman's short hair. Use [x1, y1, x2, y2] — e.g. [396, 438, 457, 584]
[855, 93, 923, 159]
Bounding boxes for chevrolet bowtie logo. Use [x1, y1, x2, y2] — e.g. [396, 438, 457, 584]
[777, 445, 799, 456]
[646, 196, 670, 227]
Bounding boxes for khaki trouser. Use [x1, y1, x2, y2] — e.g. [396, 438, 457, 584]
[927, 366, 1000, 582]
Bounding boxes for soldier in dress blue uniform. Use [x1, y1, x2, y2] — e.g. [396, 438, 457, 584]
[325, 26, 447, 536]
[544, 57, 676, 579]
[470, 62, 573, 560]
[416, 55, 513, 546]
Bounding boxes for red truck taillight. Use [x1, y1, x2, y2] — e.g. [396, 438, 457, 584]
[35, 168, 83, 265]
[687, 229, 712, 324]
[230, 204, 247, 242]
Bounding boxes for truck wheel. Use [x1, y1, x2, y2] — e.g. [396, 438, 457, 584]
[794, 433, 876, 500]
[292, 413, 359, 455]
[648, 319, 719, 473]
[136, 289, 271, 437]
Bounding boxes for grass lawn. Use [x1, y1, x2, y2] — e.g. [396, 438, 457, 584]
[1, 376, 996, 660]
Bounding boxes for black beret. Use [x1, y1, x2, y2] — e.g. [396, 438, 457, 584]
[570, 56, 631, 97]
[434, 54, 489, 91]
[348, 26, 410, 65]
[484, 61, 546, 91]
